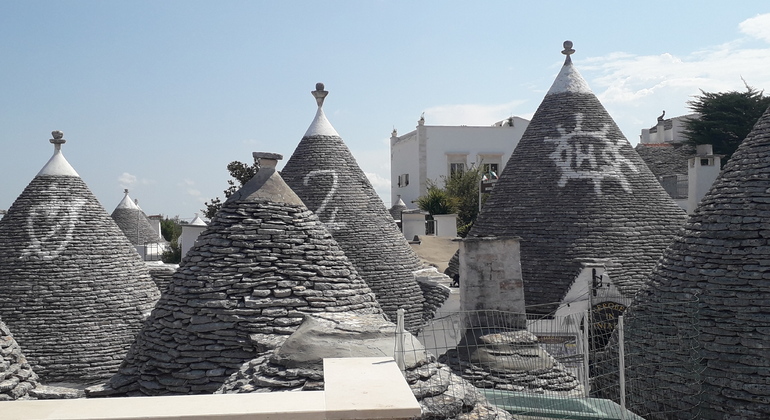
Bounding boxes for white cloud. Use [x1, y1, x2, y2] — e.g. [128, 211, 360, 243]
[187, 188, 202, 197]
[740, 13, 770, 43]
[423, 100, 528, 126]
[118, 172, 137, 188]
[572, 15, 770, 144]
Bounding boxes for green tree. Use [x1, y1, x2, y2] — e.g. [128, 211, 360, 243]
[202, 157, 260, 219]
[416, 165, 489, 237]
[684, 83, 770, 163]
[160, 216, 183, 263]
[444, 165, 486, 236]
[416, 184, 458, 216]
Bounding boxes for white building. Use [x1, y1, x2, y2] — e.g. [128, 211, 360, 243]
[390, 115, 529, 207]
[639, 112, 698, 145]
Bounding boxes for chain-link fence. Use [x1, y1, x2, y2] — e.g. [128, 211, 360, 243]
[400, 303, 702, 420]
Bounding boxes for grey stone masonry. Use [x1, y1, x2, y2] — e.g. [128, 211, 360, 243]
[0, 318, 38, 401]
[438, 329, 582, 396]
[112, 206, 164, 246]
[280, 84, 429, 332]
[146, 262, 177, 293]
[217, 312, 515, 420]
[89, 157, 382, 396]
[0, 174, 161, 383]
[620, 105, 770, 419]
[635, 143, 694, 181]
[467, 46, 687, 315]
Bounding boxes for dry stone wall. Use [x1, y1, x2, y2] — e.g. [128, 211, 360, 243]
[0, 175, 161, 383]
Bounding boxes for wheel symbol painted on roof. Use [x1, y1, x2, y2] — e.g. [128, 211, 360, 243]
[303, 169, 347, 230]
[544, 113, 639, 194]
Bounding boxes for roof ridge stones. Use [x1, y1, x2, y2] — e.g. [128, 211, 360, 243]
[281, 83, 429, 332]
[0, 132, 161, 383]
[90, 151, 382, 396]
[619, 105, 770, 418]
[467, 42, 687, 315]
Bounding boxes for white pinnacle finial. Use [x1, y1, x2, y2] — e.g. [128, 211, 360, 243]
[303, 82, 339, 137]
[312, 82, 328, 107]
[37, 130, 79, 177]
[546, 40, 591, 95]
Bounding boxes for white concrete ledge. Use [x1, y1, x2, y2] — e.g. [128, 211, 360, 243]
[3, 357, 421, 420]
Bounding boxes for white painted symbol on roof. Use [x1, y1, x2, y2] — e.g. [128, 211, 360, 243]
[545, 113, 639, 194]
[303, 169, 346, 230]
[20, 194, 87, 261]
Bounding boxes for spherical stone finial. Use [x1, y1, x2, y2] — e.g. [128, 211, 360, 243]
[312, 82, 329, 107]
[50, 130, 66, 147]
[562, 40, 575, 56]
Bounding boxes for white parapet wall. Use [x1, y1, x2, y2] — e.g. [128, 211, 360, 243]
[3, 358, 421, 420]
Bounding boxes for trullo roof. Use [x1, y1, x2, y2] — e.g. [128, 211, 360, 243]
[467, 43, 687, 315]
[280, 83, 428, 332]
[92, 152, 382, 396]
[619, 105, 770, 419]
[0, 131, 161, 383]
[111, 189, 163, 245]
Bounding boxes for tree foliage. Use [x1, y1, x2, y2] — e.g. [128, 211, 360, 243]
[160, 216, 183, 263]
[202, 157, 260, 219]
[416, 165, 488, 237]
[684, 83, 770, 162]
[416, 185, 458, 216]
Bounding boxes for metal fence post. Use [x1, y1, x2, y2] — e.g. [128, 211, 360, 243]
[583, 310, 590, 397]
[618, 314, 626, 417]
[395, 308, 406, 375]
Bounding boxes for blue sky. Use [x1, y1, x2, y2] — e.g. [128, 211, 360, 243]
[2, 1, 770, 221]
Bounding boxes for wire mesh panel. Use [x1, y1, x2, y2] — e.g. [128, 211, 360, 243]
[595, 298, 703, 420]
[405, 307, 702, 420]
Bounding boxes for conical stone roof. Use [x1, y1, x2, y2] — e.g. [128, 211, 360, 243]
[0, 317, 38, 400]
[0, 132, 161, 383]
[468, 43, 687, 314]
[92, 152, 382, 396]
[620, 106, 770, 419]
[280, 83, 427, 332]
[111, 189, 163, 245]
[389, 196, 408, 221]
